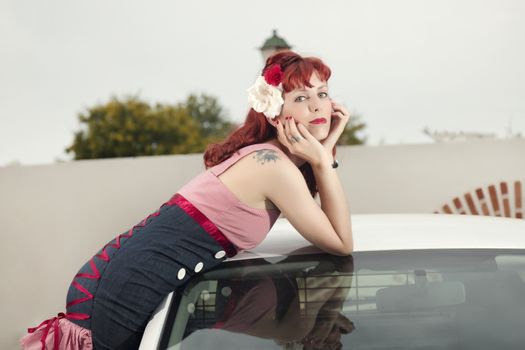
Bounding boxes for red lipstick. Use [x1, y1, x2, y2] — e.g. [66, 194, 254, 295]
[309, 118, 327, 124]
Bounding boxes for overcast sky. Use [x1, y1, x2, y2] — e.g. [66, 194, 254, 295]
[1, 0, 524, 166]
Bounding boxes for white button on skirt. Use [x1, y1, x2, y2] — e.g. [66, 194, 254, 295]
[194, 262, 204, 273]
[177, 268, 186, 280]
[214, 250, 226, 259]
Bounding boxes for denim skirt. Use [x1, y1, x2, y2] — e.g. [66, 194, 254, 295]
[64, 193, 237, 350]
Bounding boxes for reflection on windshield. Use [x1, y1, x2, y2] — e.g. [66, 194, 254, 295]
[213, 256, 355, 350]
[163, 250, 525, 350]
[165, 254, 354, 349]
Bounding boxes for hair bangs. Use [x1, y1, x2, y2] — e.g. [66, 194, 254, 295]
[282, 57, 331, 93]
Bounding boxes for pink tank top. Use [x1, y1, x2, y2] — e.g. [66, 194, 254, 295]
[177, 143, 283, 252]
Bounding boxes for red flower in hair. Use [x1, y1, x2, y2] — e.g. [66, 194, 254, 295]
[263, 64, 283, 86]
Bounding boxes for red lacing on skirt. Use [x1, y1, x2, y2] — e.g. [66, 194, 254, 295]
[27, 193, 236, 350]
[65, 200, 175, 319]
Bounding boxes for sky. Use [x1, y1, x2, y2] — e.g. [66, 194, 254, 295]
[1, 0, 524, 166]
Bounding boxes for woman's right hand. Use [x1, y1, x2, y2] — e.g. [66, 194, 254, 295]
[275, 115, 331, 167]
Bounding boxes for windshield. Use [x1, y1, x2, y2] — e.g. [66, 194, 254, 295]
[160, 250, 525, 350]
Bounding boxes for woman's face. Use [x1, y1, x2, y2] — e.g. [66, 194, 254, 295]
[276, 72, 332, 141]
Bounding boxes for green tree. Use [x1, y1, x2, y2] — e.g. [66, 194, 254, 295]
[65, 93, 364, 161]
[183, 94, 236, 144]
[338, 113, 367, 145]
[66, 94, 235, 160]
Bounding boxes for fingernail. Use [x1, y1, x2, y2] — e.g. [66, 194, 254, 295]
[276, 120, 279, 124]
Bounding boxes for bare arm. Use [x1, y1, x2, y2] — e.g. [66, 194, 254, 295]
[266, 112, 353, 255]
[264, 153, 353, 256]
[312, 156, 353, 254]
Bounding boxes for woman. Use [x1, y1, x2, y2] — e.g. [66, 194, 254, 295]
[20, 50, 353, 349]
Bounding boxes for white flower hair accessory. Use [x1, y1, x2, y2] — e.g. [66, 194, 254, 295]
[247, 64, 284, 119]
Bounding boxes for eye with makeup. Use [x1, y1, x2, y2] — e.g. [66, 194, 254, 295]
[294, 91, 329, 102]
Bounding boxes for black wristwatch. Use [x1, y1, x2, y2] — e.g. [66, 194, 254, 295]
[331, 159, 339, 169]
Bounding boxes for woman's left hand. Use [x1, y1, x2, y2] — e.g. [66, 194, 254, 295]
[321, 99, 350, 155]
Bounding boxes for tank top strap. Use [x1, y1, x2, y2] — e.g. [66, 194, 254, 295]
[210, 143, 283, 176]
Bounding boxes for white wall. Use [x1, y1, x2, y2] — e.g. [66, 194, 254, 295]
[1, 138, 524, 348]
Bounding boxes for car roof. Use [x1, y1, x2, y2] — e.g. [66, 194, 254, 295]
[227, 214, 525, 261]
[139, 213, 525, 349]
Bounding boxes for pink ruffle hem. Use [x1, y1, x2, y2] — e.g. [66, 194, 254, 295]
[20, 318, 92, 350]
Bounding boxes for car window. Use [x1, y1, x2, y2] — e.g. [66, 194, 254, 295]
[160, 250, 525, 349]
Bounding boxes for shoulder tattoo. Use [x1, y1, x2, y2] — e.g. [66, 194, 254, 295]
[252, 149, 280, 165]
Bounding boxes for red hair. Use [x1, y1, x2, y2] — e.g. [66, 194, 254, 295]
[203, 50, 334, 198]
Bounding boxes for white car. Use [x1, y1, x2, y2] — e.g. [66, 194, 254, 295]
[139, 214, 525, 350]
